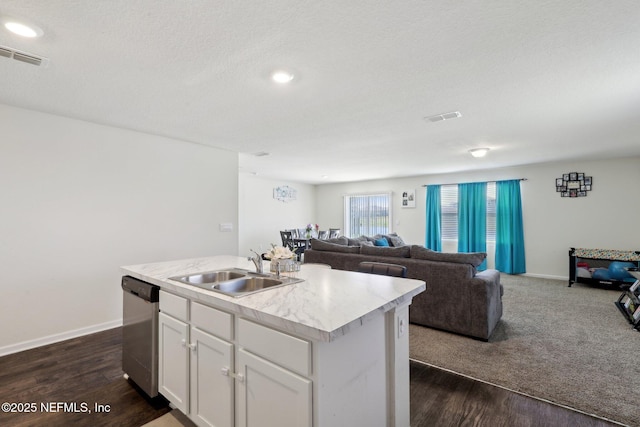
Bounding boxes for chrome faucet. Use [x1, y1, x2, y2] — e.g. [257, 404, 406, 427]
[248, 249, 264, 274]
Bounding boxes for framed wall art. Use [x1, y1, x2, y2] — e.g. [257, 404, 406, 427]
[401, 190, 416, 208]
[556, 172, 592, 198]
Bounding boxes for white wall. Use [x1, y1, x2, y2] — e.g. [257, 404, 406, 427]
[315, 157, 640, 279]
[0, 104, 238, 355]
[238, 173, 316, 256]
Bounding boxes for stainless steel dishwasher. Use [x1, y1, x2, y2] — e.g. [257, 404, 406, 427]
[122, 275, 160, 398]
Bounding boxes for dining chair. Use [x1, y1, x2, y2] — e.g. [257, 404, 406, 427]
[329, 228, 341, 239]
[280, 231, 296, 251]
[317, 230, 329, 240]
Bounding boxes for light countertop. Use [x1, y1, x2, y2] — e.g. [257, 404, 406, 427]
[122, 255, 426, 342]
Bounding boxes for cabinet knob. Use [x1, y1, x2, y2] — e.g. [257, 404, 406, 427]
[237, 373, 245, 383]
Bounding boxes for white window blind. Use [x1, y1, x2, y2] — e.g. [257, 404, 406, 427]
[441, 183, 496, 242]
[344, 193, 391, 237]
[441, 185, 458, 240]
[487, 183, 496, 242]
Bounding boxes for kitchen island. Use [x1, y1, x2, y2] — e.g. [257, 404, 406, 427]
[122, 255, 426, 427]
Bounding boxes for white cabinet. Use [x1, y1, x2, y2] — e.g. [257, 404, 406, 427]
[159, 291, 235, 427]
[236, 348, 311, 427]
[159, 291, 311, 427]
[158, 311, 189, 413]
[157, 289, 411, 427]
[190, 327, 234, 427]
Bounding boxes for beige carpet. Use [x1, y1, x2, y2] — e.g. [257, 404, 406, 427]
[141, 411, 194, 427]
[409, 274, 640, 427]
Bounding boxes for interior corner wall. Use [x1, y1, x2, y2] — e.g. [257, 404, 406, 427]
[238, 174, 316, 256]
[0, 104, 239, 355]
[314, 156, 640, 280]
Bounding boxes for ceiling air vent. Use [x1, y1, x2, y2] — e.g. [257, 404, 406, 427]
[423, 111, 462, 123]
[0, 45, 49, 67]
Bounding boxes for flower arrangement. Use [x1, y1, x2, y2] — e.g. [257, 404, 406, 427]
[264, 244, 296, 260]
[305, 223, 313, 233]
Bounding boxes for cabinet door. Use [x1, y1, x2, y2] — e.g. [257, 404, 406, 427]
[158, 312, 189, 413]
[236, 349, 312, 427]
[190, 327, 234, 427]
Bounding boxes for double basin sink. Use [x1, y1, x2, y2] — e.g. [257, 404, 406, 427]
[169, 268, 303, 297]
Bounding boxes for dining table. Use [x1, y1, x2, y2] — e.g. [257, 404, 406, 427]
[294, 237, 313, 250]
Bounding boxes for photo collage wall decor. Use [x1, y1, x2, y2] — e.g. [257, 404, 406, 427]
[556, 172, 592, 197]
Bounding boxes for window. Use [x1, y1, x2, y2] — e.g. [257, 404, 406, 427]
[344, 193, 391, 237]
[441, 183, 496, 242]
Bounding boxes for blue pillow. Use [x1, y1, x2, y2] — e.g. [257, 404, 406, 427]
[374, 238, 389, 247]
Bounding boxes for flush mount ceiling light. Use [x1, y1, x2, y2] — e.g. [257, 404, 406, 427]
[271, 70, 294, 84]
[2, 18, 43, 38]
[469, 148, 490, 158]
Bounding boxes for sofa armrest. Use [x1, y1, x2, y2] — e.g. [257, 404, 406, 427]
[467, 269, 503, 340]
[474, 269, 502, 295]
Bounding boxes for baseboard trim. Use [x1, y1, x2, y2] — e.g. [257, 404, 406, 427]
[0, 319, 123, 357]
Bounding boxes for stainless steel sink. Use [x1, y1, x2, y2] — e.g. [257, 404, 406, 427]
[171, 269, 246, 285]
[213, 276, 285, 296]
[169, 268, 303, 297]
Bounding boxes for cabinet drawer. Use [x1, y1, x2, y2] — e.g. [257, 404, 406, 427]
[238, 319, 311, 377]
[159, 290, 188, 321]
[191, 302, 233, 341]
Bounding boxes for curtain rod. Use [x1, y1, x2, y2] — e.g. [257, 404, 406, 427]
[421, 178, 527, 187]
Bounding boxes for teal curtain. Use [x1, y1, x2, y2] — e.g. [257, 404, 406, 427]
[425, 185, 441, 251]
[495, 180, 526, 274]
[458, 182, 487, 270]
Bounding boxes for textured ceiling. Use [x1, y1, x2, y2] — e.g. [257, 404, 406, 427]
[2, 1, 640, 184]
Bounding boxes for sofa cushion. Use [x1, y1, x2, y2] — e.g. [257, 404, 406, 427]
[326, 236, 349, 245]
[347, 236, 372, 246]
[310, 239, 360, 253]
[361, 244, 411, 258]
[410, 245, 486, 267]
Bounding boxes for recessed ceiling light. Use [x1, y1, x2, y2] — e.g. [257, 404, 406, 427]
[271, 70, 294, 84]
[4, 21, 43, 38]
[469, 148, 490, 158]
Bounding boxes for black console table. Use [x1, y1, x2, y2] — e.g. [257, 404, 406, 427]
[569, 247, 640, 288]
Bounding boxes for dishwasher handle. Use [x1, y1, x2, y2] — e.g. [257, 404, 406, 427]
[122, 276, 160, 303]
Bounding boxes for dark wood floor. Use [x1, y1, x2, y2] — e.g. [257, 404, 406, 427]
[409, 360, 620, 427]
[0, 328, 621, 427]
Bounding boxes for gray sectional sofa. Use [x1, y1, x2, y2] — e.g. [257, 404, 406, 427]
[303, 236, 503, 340]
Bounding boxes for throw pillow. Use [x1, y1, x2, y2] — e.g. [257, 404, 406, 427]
[361, 245, 411, 258]
[384, 233, 406, 247]
[374, 237, 389, 247]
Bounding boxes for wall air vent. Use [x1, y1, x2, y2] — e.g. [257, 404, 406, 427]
[423, 111, 462, 123]
[0, 45, 49, 67]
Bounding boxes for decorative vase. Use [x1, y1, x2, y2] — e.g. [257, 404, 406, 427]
[270, 258, 299, 274]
